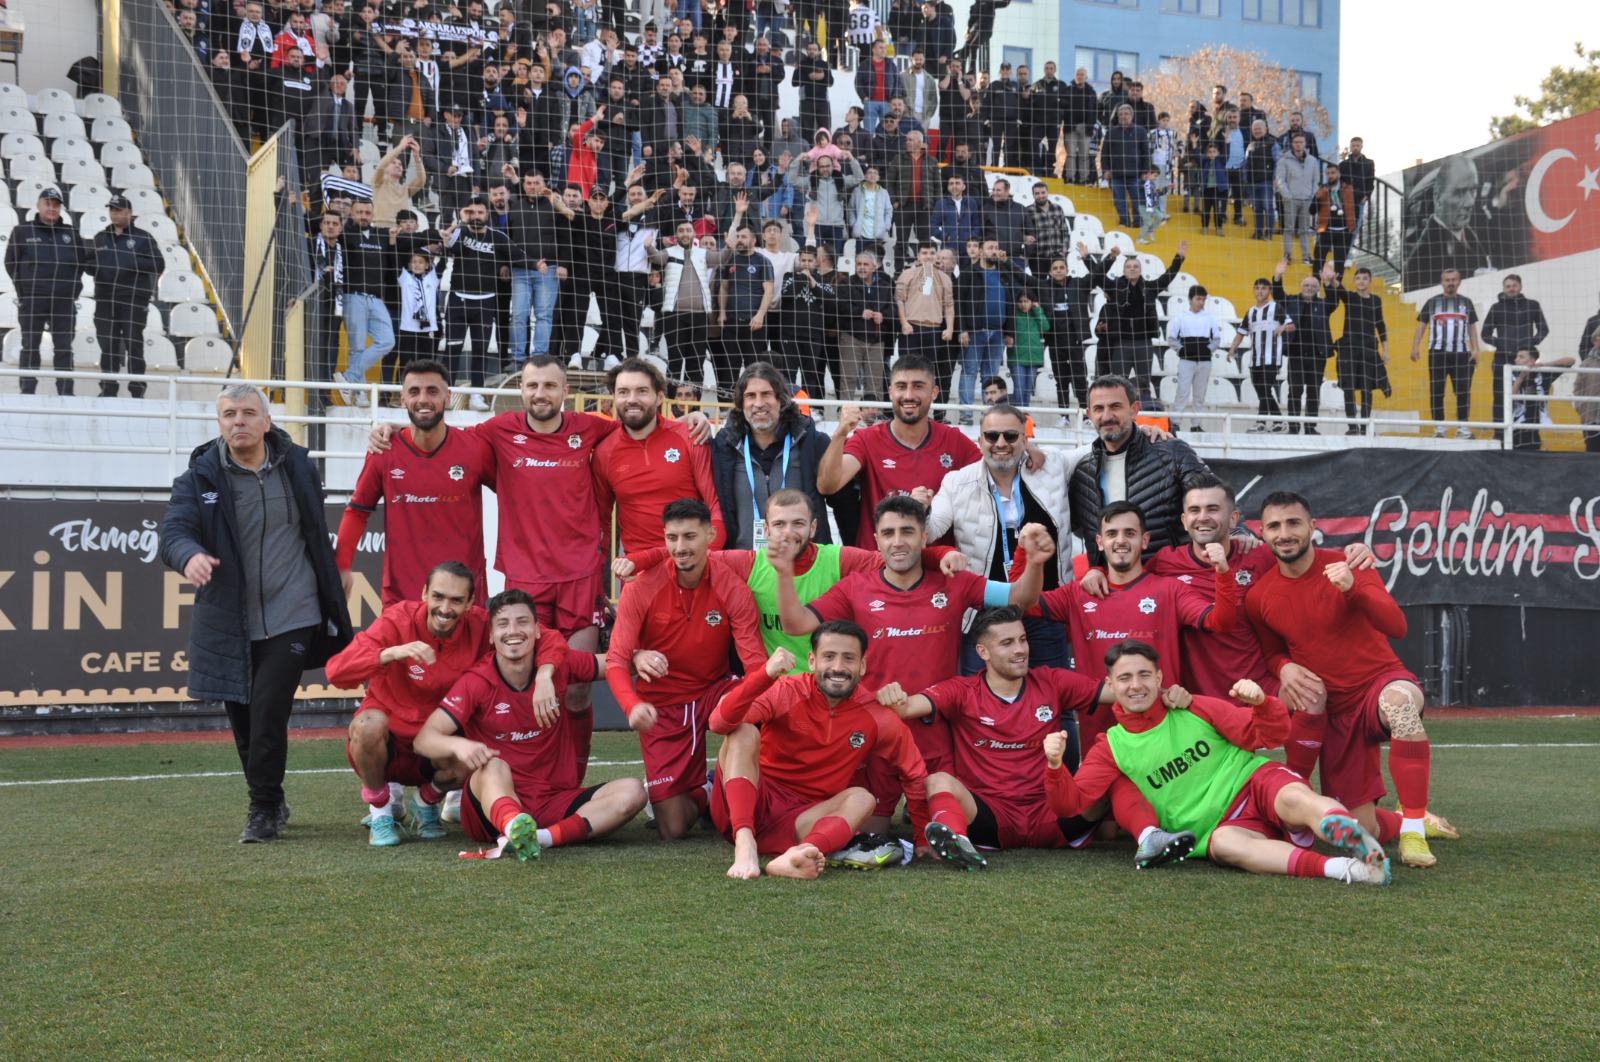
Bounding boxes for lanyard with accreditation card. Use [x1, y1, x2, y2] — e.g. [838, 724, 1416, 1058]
[991, 477, 1023, 574]
[745, 433, 791, 550]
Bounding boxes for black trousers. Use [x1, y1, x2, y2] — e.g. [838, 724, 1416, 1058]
[894, 202, 932, 249]
[1313, 228, 1352, 278]
[661, 311, 710, 387]
[1285, 353, 1323, 426]
[900, 323, 951, 394]
[1251, 361, 1283, 419]
[444, 292, 499, 387]
[308, 291, 341, 400]
[1031, 126, 1059, 175]
[18, 292, 76, 394]
[1428, 350, 1473, 423]
[395, 329, 438, 377]
[596, 272, 647, 362]
[781, 330, 830, 394]
[1049, 333, 1089, 410]
[95, 295, 148, 397]
[1489, 351, 1511, 426]
[715, 325, 768, 394]
[224, 626, 317, 812]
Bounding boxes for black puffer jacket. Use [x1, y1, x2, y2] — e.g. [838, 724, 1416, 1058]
[1069, 428, 1208, 566]
[159, 427, 352, 703]
[1481, 292, 1550, 358]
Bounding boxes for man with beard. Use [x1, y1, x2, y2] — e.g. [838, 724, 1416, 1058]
[442, 196, 518, 401]
[648, 219, 736, 386]
[326, 563, 569, 846]
[337, 360, 496, 606]
[708, 624, 932, 879]
[417, 590, 645, 861]
[1245, 492, 1458, 870]
[715, 224, 777, 387]
[608, 499, 767, 840]
[592, 357, 726, 554]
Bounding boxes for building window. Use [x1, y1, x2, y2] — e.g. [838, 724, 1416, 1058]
[1243, 0, 1322, 27]
[1074, 46, 1139, 88]
[1079, 0, 1138, 8]
[1298, 71, 1321, 101]
[1002, 47, 1033, 78]
[1160, 0, 1219, 15]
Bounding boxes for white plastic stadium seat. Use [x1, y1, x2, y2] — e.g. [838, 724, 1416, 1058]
[81, 93, 124, 121]
[141, 215, 179, 242]
[1049, 193, 1074, 215]
[111, 161, 157, 190]
[72, 330, 101, 367]
[1168, 271, 1199, 297]
[57, 157, 104, 188]
[99, 139, 140, 168]
[144, 304, 164, 336]
[125, 186, 165, 216]
[184, 336, 233, 370]
[41, 112, 88, 141]
[1207, 372, 1243, 408]
[169, 301, 221, 337]
[32, 87, 78, 117]
[1206, 295, 1240, 323]
[0, 297, 17, 329]
[77, 209, 111, 238]
[7, 153, 56, 184]
[1102, 231, 1136, 257]
[143, 334, 179, 370]
[158, 271, 207, 303]
[159, 241, 189, 270]
[91, 116, 134, 143]
[70, 183, 110, 213]
[0, 108, 37, 135]
[12, 177, 49, 208]
[49, 135, 96, 163]
[1071, 215, 1104, 243]
[75, 296, 95, 332]
[1135, 252, 1164, 280]
[1, 326, 20, 363]
[1, 131, 43, 159]
[0, 83, 26, 108]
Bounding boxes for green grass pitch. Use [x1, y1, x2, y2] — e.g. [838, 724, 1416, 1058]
[3, 715, 1597, 1060]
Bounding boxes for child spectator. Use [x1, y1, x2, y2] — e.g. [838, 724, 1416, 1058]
[1006, 291, 1050, 408]
[395, 249, 441, 391]
[1136, 165, 1166, 244]
[1166, 283, 1222, 432]
[1510, 348, 1577, 451]
[1196, 141, 1229, 236]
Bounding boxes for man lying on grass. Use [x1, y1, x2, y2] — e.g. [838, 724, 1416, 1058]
[1041, 638, 1393, 885]
[414, 589, 647, 861]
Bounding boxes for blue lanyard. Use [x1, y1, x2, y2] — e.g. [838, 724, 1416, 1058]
[744, 433, 791, 503]
[991, 476, 1022, 572]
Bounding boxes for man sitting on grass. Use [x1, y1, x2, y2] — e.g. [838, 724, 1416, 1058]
[1042, 639, 1393, 885]
[707, 621, 931, 881]
[414, 589, 647, 862]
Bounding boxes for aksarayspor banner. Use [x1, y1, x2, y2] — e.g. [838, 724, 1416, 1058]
[0, 500, 385, 708]
[1402, 108, 1600, 291]
[1214, 451, 1600, 611]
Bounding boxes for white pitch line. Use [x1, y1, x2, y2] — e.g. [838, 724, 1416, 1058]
[0, 760, 647, 788]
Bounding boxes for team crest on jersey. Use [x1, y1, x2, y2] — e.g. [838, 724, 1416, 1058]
[1035, 705, 1054, 722]
[849, 731, 866, 749]
[869, 599, 886, 612]
[664, 447, 682, 463]
[705, 609, 722, 626]
[389, 468, 406, 479]
[512, 433, 528, 445]
[448, 464, 465, 481]
[1235, 570, 1253, 587]
[1139, 597, 1157, 614]
[1082, 600, 1097, 613]
[939, 452, 953, 469]
[567, 433, 583, 449]
[930, 592, 948, 609]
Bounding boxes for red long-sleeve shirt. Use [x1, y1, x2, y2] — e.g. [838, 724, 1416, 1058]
[710, 669, 930, 842]
[323, 601, 568, 739]
[1044, 693, 1291, 819]
[593, 417, 725, 556]
[1243, 549, 1407, 700]
[605, 555, 766, 711]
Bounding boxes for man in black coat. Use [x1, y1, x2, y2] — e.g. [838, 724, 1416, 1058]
[1097, 241, 1187, 396]
[159, 386, 353, 843]
[3, 187, 93, 395]
[91, 196, 163, 398]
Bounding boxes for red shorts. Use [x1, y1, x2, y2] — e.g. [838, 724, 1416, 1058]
[507, 573, 605, 636]
[460, 778, 599, 844]
[1321, 669, 1419, 810]
[971, 792, 1072, 850]
[861, 714, 949, 817]
[709, 773, 819, 856]
[346, 727, 434, 788]
[640, 676, 738, 803]
[1213, 762, 1315, 849]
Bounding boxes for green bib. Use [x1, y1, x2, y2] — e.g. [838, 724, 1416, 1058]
[1105, 707, 1267, 856]
[747, 545, 843, 674]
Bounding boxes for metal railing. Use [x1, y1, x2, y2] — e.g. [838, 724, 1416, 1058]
[1352, 173, 1404, 280]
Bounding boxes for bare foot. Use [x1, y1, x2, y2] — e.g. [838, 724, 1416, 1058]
[727, 832, 762, 880]
[766, 843, 826, 880]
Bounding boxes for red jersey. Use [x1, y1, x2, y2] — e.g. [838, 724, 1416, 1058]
[323, 602, 567, 739]
[1146, 541, 1280, 697]
[1036, 569, 1235, 689]
[1244, 548, 1407, 702]
[1045, 694, 1291, 819]
[440, 651, 599, 795]
[337, 426, 496, 606]
[605, 556, 767, 710]
[593, 417, 725, 555]
[842, 420, 979, 548]
[472, 410, 619, 583]
[925, 667, 1102, 810]
[710, 669, 929, 833]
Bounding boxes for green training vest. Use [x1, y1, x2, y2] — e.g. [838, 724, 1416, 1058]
[1105, 707, 1267, 856]
[746, 545, 844, 674]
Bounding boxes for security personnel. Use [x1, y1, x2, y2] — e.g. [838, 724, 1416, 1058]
[4, 187, 93, 395]
[92, 194, 164, 398]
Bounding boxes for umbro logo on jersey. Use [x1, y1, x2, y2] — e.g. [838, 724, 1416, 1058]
[1035, 705, 1054, 722]
[493, 702, 512, 714]
[1139, 597, 1157, 615]
[567, 433, 583, 449]
[512, 433, 528, 444]
[389, 468, 406, 479]
[201, 492, 218, 504]
[939, 453, 953, 469]
[869, 599, 886, 611]
[408, 664, 426, 679]
[664, 448, 682, 463]
[705, 609, 722, 626]
[1082, 601, 1097, 613]
[930, 592, 948, 609]
[448, 464, 465, 481]
[880, 458, 897, 470]
[1178, 574, 1194, 584]
[1235, 570, 1253, 586]
[848, 731, 865, 749]
[978, 715, 996, 727]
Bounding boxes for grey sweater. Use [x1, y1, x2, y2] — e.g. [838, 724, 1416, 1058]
[222, 437, 323, 641]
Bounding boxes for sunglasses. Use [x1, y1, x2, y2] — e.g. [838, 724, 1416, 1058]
[981, 430, 1022, 444]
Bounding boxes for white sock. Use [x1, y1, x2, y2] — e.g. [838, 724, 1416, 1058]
[1324, 856, 1358, 880]
[369, 803, 393, 819]
[536, 828, 554, 847]
[1137, 826, 1156, 845]
[1401, 816, 1425, 836]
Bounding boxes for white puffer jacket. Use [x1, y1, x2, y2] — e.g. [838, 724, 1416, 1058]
[926, 444, 1089, 585]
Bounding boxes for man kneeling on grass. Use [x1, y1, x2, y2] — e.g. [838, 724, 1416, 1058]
[414, 589, 647, 862]
[1042, 639, 1393, 885]
[708, 621, 931, 880]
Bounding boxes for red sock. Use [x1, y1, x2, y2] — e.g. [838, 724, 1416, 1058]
[724, 777, 758, 835]
[1388, 739, 1431, 819]
[416, 781, 443, 805]
[545, 813, 592, 848]
[799, 815, 854, 855]
[1374, 807, 1403, 843]
[928, 792, 970, 837]
[1288, 847, 1329, 878]
[1109, 776, 1159, 835]
[489, 796, 524, 836]
[688, 786, 708, 814]
[1285, 711, 1328, 780]
[569, 709, 593, 783]
[360, 785, 389, 807]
